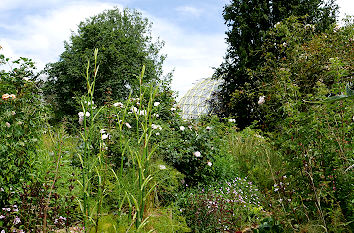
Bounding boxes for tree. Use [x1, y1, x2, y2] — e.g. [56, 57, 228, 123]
[214, 0, 337, 129]
[44, 7, 167, 119]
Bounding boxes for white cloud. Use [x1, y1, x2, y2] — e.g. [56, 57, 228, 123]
[1, 1, 227, 100]
[1, 2, 120, 67]
[176, 6, 203, 17]
[149, 16, 226, 99]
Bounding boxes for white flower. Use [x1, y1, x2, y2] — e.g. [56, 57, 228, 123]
[101, 134, 109, 140]
[228, 118, 236, 123]
[0, 215, 5, 219]
[131, 106, 138, 113]
[153, 113, 159, 118]
[85, 100, 94, 105]
[154, 102, 160, 107]
[188, 125, 193, 129]
[125, 123, 132, 129]
[13, 216, 21, 225]
[139, 110, 147, 116]
[207, 161, 212, 167]
[158, 165, 166, 170]
[151, 124, 161, 130]
[5, 122, 10, 128]
[78, 111, 90, 117]
[171, 107, 176, 111]
[100, 129, 106, 134]
[11, 111, 16, 115]
[113, 102, 124, 108]
[274, 188, 279, 192]
[79, 117, 84, 125]
[194, 151, 201, 158]
[155, 132, 160, 136]
[180, 126, 185, 131]
[258, 96, 265, 105]
[1, 229, 4, 233]
[206, 126, 212, 131]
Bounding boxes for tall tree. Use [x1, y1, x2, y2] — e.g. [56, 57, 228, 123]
[214, 0, 337, 128]
[44, 8, 167, 119]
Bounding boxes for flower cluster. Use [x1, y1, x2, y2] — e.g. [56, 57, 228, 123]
[1, 93, 16, 100]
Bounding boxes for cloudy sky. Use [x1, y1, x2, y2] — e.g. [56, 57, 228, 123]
[0, 0, 353, 98]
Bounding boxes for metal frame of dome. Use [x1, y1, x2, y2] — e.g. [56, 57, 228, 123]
[178, 77, 223, 119]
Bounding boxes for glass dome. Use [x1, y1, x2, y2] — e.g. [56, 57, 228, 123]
[178, 78, 223, 119]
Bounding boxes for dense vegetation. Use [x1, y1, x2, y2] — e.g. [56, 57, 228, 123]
[214, 0, 337, 128]
[0, 4, 353, 233]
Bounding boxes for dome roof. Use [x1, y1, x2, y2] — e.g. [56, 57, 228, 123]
[178, 78, 223, 119]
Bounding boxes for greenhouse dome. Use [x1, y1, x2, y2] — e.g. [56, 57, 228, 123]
[178, 77, 223, 119]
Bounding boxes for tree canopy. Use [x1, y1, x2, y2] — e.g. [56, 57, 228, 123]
[214, 0, 337, 129]
[44, 7, 167, 119]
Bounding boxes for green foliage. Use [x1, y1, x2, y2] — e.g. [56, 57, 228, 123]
[214, 0, 337, 128]
[248, 18, 354, 231]
[0, 54, 47, 207]
[222, 127, 282, 190]
[43, 7, 169, 122]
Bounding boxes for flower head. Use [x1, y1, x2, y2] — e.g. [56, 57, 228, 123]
[125, 122, 132, 129]
[180, 126, 185, 131]
[2, 93, 10, 100]
[113, 102, 124, 108]
[154, 102, 160, 107]
[207, 161, 212, 167]
[194, 151, 201, 158]
[228, 118, 236, 123]
[258, 96, 265, 105]
[158, 165, 166, 170]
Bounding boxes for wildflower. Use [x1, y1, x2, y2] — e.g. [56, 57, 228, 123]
[5, 122, 10, 128]
[206, 126, 212, 131]
[139, 110, 147, 116]
[282, 42, 287, 47]
[194, 151, 201, 158]
[100, 129, 106, 134]
[11, 111, 16, 115]
[125, 122, 132, 129]
[0, 215, 5, 219]
[180, 126, 185, 131]
[258, 96, 265, 105]
[2, 93, 10, 100]
[78, 112, 84, 118]
[171, 107, 176, 111]
[113, 102, 124, 108]
[1, 230, 4, 233]
[85, 100, 94, 106]
[85, 112, 90, 117]
[153, 113, 159, 118]
[155, 132, 160, 136]
[151, 124, 161, 130]
[274, 188, 279, 192]
[9, 94, 16, 99]
[154, 102, 160, 107]
[334, 25, 340, 32]
[131, 106, 138, 113]
[13, 216, 21, 225]
[228, 118, 236, 123]
[101, 134, 109, 140]
[188, 125, 193, 129]
[159, 165, 166, 170]
[207, 161, 212, 166]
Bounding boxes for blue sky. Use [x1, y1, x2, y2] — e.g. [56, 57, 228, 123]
[0, 0, 353, 98]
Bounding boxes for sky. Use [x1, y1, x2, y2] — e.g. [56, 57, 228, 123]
[0, 0, 353, 99]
